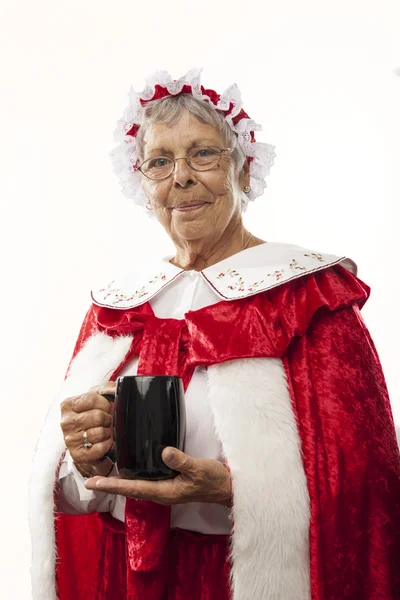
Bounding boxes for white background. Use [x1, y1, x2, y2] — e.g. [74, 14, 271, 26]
[1, 0, 399, 597]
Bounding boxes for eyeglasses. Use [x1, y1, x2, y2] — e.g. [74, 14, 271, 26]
[137, 146, 234, 181]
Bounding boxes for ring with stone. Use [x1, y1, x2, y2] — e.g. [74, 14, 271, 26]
[83, 430, 93, 449]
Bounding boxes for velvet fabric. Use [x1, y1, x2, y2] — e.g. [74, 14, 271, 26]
[89, 515, 232, 600]
[54, 264, 400, 599]
[55, 513, 104, 599]
[56, 514, 231, 600]
[165, 528, 231, 600]
[282, 302, 400, 598]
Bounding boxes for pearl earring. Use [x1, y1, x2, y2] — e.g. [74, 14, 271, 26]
[243, 185, 251, 193]
[146, 201, 152, 210]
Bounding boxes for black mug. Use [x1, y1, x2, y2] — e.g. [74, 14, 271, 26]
[101, 375, 186, 480]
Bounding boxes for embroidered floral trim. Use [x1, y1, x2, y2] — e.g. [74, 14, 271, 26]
[304, 252, 325, 262]
[95, 273, 168, 305]
[213, 253, 327, 294]
[91, 249, 345, 308]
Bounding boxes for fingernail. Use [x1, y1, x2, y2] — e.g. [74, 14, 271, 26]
[165, 451, 175, 463]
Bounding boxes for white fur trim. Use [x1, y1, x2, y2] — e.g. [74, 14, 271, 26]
[30, 334, 312, 599]
[28, 333, 133, 600]
[206, 358, 311, 600]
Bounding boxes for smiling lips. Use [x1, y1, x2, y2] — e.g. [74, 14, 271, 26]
[173, 200, 208, 212]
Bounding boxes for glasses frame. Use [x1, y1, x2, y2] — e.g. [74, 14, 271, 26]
[137, 146, 234, 181]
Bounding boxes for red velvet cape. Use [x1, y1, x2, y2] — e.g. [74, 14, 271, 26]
[54, 264, 400, 599]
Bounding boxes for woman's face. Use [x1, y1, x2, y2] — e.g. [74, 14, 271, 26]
[140, 109, 250, 246]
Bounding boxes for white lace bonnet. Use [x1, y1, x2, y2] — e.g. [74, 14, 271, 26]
[108, 67, 277, 212]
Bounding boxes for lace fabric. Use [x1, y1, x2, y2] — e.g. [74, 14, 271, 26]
[108, 68, 277, 216]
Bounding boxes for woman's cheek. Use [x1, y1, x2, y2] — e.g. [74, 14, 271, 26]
[146, 182, 169, 207]
[203, 171, 231, 195]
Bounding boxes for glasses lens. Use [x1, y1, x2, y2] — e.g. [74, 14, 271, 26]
[189, 147, 221, 170]
[141, 157, 173, 180]
[140, 147, 223, 179]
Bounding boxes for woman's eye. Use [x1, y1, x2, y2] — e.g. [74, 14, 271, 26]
[195, 148, 215, 157]
[151, 158, 168, 168]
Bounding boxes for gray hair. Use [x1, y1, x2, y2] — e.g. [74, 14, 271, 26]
[136, 94, 249, 211]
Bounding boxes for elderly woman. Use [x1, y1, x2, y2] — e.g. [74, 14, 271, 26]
[29, 69, 400, 600]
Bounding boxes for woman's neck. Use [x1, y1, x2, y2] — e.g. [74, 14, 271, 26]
[169, 228, 266, 271]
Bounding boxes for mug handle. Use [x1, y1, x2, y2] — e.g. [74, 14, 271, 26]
[98, 393, 116, 463]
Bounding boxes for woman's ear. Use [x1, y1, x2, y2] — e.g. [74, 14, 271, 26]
[238, 158, 250, 189]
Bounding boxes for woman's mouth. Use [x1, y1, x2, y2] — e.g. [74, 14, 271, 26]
[173, 202, 207, 212]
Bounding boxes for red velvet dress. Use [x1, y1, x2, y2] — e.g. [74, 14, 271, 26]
[54, 264, 400, 599]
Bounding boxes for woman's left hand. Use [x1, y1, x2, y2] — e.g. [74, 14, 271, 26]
[84, 447, 232, 507]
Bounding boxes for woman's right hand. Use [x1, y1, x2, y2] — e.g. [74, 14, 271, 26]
[60, 381, 117, 478]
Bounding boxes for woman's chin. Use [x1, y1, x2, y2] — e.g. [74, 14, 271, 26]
[171, 205, 212, 233]
[171, 216, 212, 240]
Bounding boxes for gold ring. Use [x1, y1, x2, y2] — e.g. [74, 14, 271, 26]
[83, 430, 93, 449]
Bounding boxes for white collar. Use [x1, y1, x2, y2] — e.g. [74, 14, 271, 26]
[91, 241, 357, 309]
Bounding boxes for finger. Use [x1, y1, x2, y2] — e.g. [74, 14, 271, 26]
[70, 437, 114, 465]
[71, 393, 113, 415]
[88, 382, 117, 404]
[84, 475, 173, 502]
[88, 381, 117, 395]
[61, 409, 113, 441]
[161, 448, 196, 473]
[72, 409, 113, 431]
[63, 426, 112, 447]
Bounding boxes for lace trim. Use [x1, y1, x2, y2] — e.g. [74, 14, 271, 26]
[108, 68, 276, 215]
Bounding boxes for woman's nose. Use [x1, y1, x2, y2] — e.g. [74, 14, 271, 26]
[173, 158, 197, 188]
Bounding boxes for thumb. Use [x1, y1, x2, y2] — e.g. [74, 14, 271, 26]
[162, 447, 194, 472]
